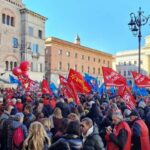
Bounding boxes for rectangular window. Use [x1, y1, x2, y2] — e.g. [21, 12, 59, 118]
[67, 63, 70, 71]
[7, 15, 10, 25]
[124, 71, 126, 77]
[40, 63, 42, 72]
[82, 65, 84, 72]
[66, 51, 70, 57]
[93, 58, 95, 62]
[75, 53, 78, 58]
[88, 56, 90, 61]
[128, 71, 130, 76]
[82, 55, 84, 60]
[58, 49, 62, 55]
[75, 64, 77, 71]
[88, 66, 90, 73]
[28, 26, 34, 37]
[59, 62, 62, 70]
[31, 62, 33, 71]
[12, 37, 18, 48]
[38, 30, 42, 39]
[32, 44, 39, 53]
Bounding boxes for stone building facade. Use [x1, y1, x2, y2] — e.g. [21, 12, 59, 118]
[0, 0, 47, 85]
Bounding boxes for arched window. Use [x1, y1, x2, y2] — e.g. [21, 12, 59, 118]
[67, 63, 70, 71]
[11, 17, 14, 26]
[10, 61, 13, 71]
[7, 15, 10, 25]
[5, 61, 9, 71]
[14, 62, 17, 67]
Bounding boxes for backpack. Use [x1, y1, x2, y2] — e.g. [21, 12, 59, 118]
[12, 126, 24, 148]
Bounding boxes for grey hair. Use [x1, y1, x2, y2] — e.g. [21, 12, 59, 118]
[81, 117, 93, 127]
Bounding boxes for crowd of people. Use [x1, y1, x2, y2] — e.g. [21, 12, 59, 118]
[0, 86, 150, 150]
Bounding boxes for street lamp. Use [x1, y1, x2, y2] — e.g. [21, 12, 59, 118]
[128, 7, 150, 73]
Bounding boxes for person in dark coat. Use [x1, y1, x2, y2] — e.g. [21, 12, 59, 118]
[129, 110, 150, 150]
[50, 120, 82, 150]
[80, 117, 104, 150]
[23, 104, 36, 129]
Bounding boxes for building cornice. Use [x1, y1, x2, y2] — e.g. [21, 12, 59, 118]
[20, 8, 48, 21]
[45, 37, 112, 58]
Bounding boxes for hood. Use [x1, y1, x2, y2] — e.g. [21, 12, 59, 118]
[10, 120, 22, 129]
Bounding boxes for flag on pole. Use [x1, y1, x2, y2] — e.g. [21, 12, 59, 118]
[84, 73, 99, 92]
[102, 67, 126, 86]
[9, 75, 19, 84]
[68, 69, 91, 94]
[131, 71, 150, 87]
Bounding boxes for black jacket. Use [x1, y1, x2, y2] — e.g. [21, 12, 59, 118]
[50, 134, 82, 150]
[83, 126, 104, 150]
[82, 126, 104, 150]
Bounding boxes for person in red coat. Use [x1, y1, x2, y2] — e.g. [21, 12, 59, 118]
[129, 110, 150, 150]
[105, 109, 132, 150]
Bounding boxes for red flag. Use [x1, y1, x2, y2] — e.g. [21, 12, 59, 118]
[59, 75, 80, 105]
[102, 67, 126, 86]
[41, 79, 53, 96]
[131, 71, 150, 87]
[68, 69, 91, 94]
[118, 86, 136, 110]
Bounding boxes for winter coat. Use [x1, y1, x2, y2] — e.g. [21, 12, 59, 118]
[8, 120, 28, 150]
[50, 134, 82, 150]
[23, 113, 36, 128]
[82, 126, 104, 150]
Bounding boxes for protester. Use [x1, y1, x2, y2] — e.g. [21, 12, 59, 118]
[22, 121, 51, 150]
[80, 117, 104, 150]
[105, 109, 132, 150]
[50, 120, 83, 150]
[129, 110, 150, 150]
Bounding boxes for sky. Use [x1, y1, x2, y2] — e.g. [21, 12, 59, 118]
[23, 0, 150, 54]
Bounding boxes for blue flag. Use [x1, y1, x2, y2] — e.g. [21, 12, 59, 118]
[84, 73, 98, 92]
[132, 85, 148, 96]
[98, 83, 106, 95]
[9, 75, 19, 84]
[50, 82, 59, 97]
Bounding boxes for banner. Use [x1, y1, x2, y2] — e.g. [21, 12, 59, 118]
[68, 69, 91, 94]
[131, 71, 150, 87]
[118, 86, 136, 110]
[41, 79, 53, 96]
[102, 67, 126, 86]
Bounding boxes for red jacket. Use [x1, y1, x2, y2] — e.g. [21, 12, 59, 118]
[133, 119, 150, 150]
[105, 121, 132, 150]
[16, 102, 24, 112]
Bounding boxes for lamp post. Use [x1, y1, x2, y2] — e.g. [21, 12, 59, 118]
[128, 7, 150, 73]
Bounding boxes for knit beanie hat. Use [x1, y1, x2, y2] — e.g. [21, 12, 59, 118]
[112, 109, 123, 120]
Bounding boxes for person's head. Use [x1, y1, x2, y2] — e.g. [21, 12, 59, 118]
[15, 112, 24, 123]
[80, 117, 93, 135]
[66, 120, 80, 136]
[53, 107, 62, 119]
[112, 110, 123, 125]
[67, 113, 79, 122]
[59, 118, 69, 133]
[24, 104, 32, 115]
[129, 110, 140, 122]
[6, 105, 14, 114]
[11, 98, 17, 105]
[23, 121, 50, 150]
[39, 118, 51, 131]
